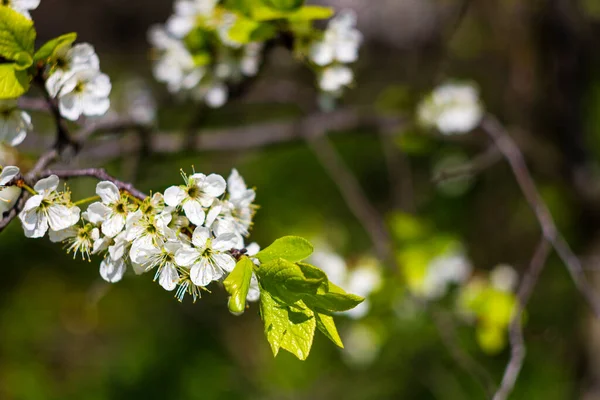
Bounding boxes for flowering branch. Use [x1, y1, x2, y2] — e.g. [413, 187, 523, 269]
[40, 168, 148, 200]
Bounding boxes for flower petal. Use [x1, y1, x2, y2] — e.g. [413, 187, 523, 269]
[164, 185, 187, 207]
[212, 252, 235, 273]
[182, 200, 205, 226]
[174, 244, 200, 267]
[191, 226, 211, 249]
[100, 258, 126, 283]
[96, 181, 120, 204]
[158, 264, 180, 291]
[33, 175, 59, 193]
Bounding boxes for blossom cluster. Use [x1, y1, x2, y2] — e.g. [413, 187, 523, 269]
[3, 0, 39, 19]
[149, 0, 263, 108]
[44, 43, 112, 121]
[309, 10, 363, 96]
[3, 165, 259, 305]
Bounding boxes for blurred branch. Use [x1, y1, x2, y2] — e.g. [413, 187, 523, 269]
[17, 97, 50, 112]
[430, 308, 497, 397]
[432, 146, 501, 183]
[41, 108, 402, 160]
[481, 114, 600, 318]
[493, 238, 552, 400]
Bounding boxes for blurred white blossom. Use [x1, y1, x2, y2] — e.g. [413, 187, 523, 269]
[0, 100, 32, 147]
[418, 82, 483, 135]
[4, 0, 40, 19]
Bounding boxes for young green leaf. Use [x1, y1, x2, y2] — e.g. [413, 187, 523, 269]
[288, 6, 334, 21]
[257, 258, 325, 304]
[255, 236, 313, 264]
[33, 32, 77, 63]
[0, 63, 30, 99]
[259, 289, 316, 360]
[260, 289, 288, 356]
[223, 256, 254, 314]
[280, 301, 315, 360]
[0, 6, 36, 63]
[226, 14, 261, 44]
[261, 0, 304, 12]
[315, 313, 343, 348]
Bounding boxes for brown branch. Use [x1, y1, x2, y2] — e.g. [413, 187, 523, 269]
[34, 75, 76, 150]
[492, 239, 552, 400]
[481, 114, 600, 319]
[40, 168, 148, 200]
[17, 97, 50, 112]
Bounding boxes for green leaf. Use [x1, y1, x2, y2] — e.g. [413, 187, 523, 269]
[226, 15, 261, 44]
[302, 289, 364, 314]
[0, 6, 36, 64]
[0, 63, 30, 99]
[223, 256, 254, 314]
[260, 288, 288, 356]
[315, 313, 343, 348]
[256, 236, 313, 264]
[33, 32, 77, 63]
[257, 258, 325, 303]
[261, 0, 304, 12]
[288, 6, 334, 21]
[280, 301, 315, 360]
[259, 289, 316, 360]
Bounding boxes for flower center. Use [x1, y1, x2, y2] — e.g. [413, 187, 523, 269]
[187, 186, 199, 198]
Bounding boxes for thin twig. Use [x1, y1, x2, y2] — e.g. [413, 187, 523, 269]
[492, 239, 551, 400]
[432, 146, 501, 183]
[481, 115, 600, 318]
[431, 308, 497, 397]
[40, 168, 148, 200]
[306, 134, 392, 263]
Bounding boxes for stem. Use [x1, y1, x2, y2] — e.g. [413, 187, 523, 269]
[19, 183, 37, 196]
[73, 195, 101, 206]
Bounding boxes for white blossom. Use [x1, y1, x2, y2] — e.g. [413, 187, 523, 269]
[54, 69, 112, 121]
[127, 209, 175, 265]
[0, 165, 19, 186]
[49, 222, 100, 261]
[245, 242, 260, 302]
[490, 264, 518, 292]
[421, 250, 472, 300]
[166, 0, 219, 38]
[149, 26, 206, 94]
[207, 169, 255, 238]
[164, 172, 226, 226]
[0, 100, 32, 147]
[319, 65, 353, 94]
[418, 82, 484, 135]
[3, 0, 40, 19]
[0, 166, 21, 215]
[175, 226, 239, 287]
[19, 175, 81, 238]
[310, 10, 362, 67]
[99, 257, 127, 283]
[240, 43, 264, 77]
[46, 44, 101, 97]
[87, 181, 131, 238]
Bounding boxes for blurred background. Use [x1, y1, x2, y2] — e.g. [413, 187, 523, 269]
[3, 0, 600, 398]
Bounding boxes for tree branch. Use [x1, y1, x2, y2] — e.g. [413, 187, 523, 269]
[40, 168, 148, 200]
[481, 114, 600, 318]
[492, 238, 552, 400]
[432, 146, 501, 183]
